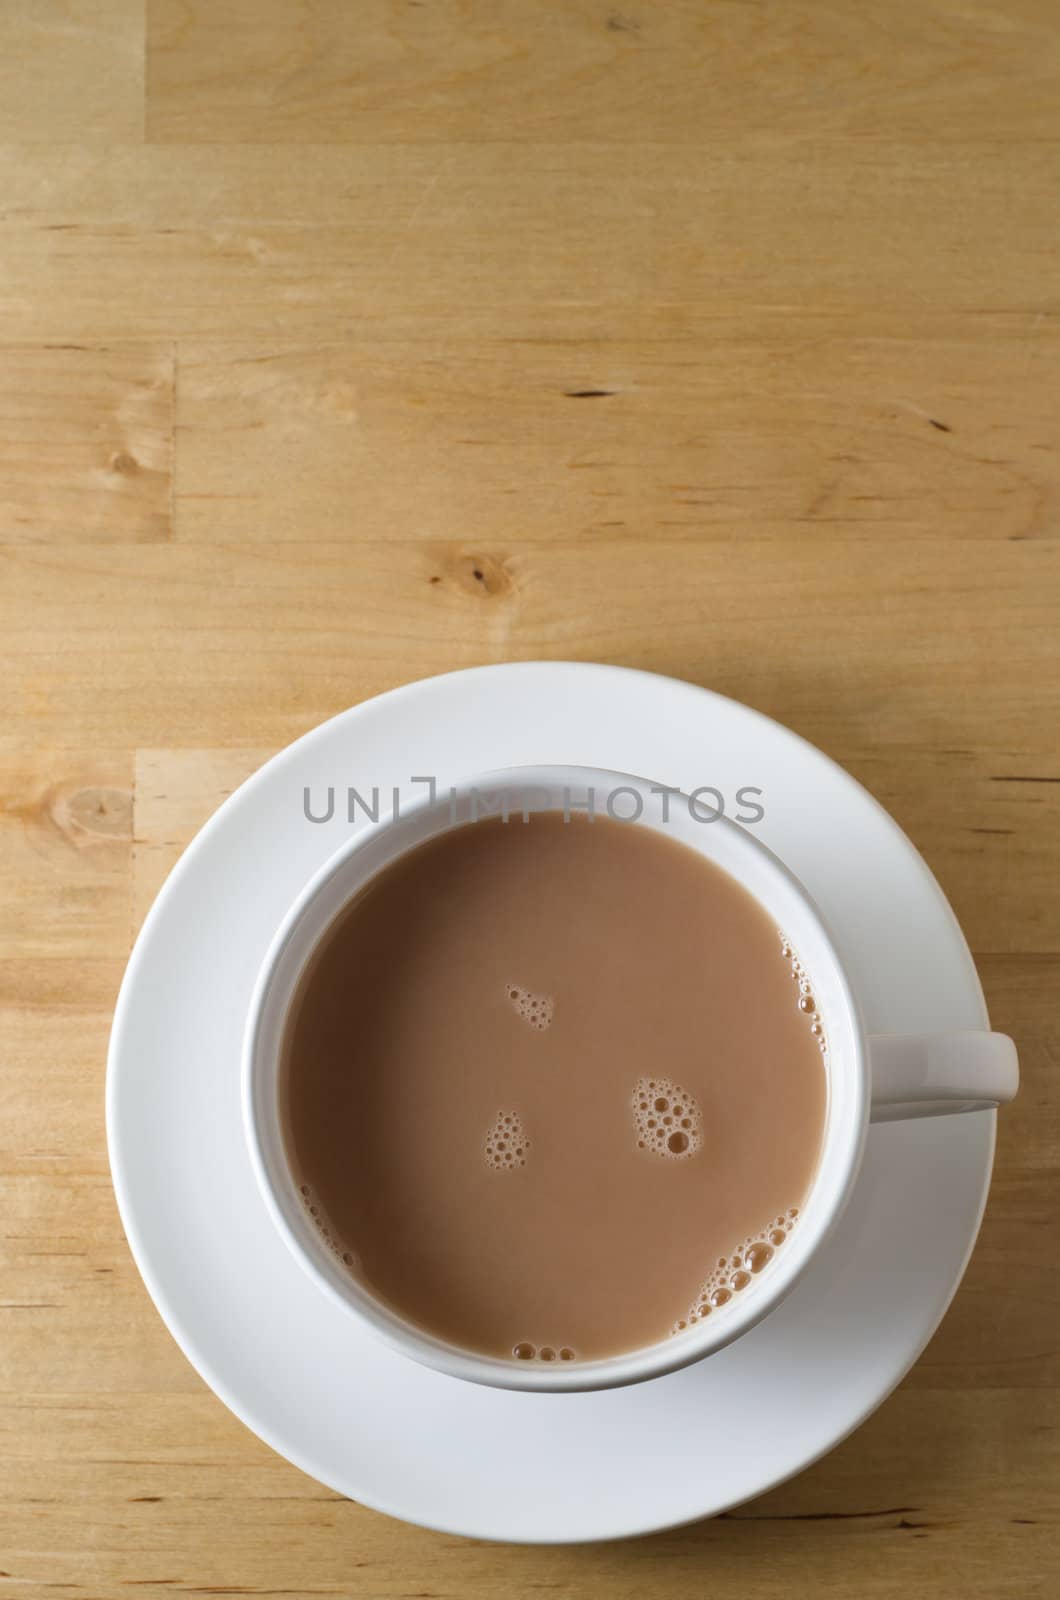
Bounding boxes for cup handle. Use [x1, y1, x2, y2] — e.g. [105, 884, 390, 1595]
[868, 1032, 1018, 1122]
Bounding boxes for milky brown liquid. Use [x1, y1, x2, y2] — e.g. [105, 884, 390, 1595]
[281, 813, 827, 1363]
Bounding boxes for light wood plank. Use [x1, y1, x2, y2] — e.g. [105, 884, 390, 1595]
[0, 345, 173, 544]
[174, 330, 1060, 542]
[1, 143, 1057, 341]
[0, 1, 144, 145]
[0, 752, 133, 961]
[146, 0, 1060, 146]
[0, 960, 122, 1175]
[1, 537, 1056, 743]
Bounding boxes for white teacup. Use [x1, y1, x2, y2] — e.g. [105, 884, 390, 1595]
[242, 764, 1017, 1393]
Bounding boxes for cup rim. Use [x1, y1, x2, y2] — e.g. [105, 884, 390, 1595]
[242, 763, 870, 1393]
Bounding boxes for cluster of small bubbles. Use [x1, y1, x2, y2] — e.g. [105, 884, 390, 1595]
[632, 1075, 702, 1160]
[484, 1110, 530, 1171]
[297, 1182, 360, 1271]
[506, 983, 554, 1032]
[671, 1208, 800, 1334]
[512, 1341, 577, 1362]
[778, 931, 828, 1055]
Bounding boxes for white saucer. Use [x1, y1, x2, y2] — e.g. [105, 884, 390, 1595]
[107, 664, 995, 1544]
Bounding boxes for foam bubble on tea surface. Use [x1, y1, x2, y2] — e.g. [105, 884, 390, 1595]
[632, 1075, 702, 1159]
[297, 1182, 362, 1272]
[673, 1207, 800, 1333]
[511, 1340, 578, 1362]
[505, 983, 554, 1031]
[778, 931, 828, 1056]
[484, 1110, 530, 1171]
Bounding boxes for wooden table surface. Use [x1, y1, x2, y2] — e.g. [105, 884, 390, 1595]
[2, 2, 1058, 1594]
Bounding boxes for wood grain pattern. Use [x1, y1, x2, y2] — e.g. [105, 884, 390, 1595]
[0, 0, 143, 144]
[1, 0, 1057, 1593]
[3, 539, 1058, 745]
[0, 346, 173, 544]
[1, 143, 1058, 342]
[0, 753, 133, 960]
[145, 0, 1060, 145]
[175, 327, 1059, 543]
